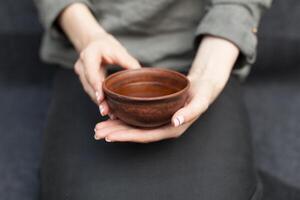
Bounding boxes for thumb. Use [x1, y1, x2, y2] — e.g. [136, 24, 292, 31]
[114, 49, 141, 70]
[171, 85, 213, 127]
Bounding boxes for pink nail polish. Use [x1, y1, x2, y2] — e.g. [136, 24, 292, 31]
[173, 118, 179, 127]
[99, 105, 104, 116]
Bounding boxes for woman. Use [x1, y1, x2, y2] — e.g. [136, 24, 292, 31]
[34, 0, 271, 199]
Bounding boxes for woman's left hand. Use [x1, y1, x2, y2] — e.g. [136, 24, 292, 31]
[94, 36, 240, 143]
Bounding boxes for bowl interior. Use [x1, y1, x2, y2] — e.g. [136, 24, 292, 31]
[104, 68, 189, 99]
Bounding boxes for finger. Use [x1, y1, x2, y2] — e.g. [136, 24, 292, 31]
[80, 46, 105, 102]
[94, 120, 131, 140]
[99, 100, 110, 116]
[95, 120, 126, 130]
[75, 60, 98, 103]
[93, 39, 140, 69]
[94, 123, 131, 140]
[172, 83, 213, 127]
[112, 48, 141, 69]
[105, 125, 178, 143]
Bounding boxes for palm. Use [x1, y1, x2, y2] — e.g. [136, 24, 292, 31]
[94, 119, 192, 143]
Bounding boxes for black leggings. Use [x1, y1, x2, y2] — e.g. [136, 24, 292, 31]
[41, 69, 262, 200]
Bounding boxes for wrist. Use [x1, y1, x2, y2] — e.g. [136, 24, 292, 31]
[78, 27, 107, 51]
[59, 3, 107, 52]
[188, 35, 239, 84]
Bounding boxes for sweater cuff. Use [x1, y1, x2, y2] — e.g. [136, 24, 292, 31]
[196, 4, 258, 69]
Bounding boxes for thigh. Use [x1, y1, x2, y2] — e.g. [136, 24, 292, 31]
[41, 69, 261, 200]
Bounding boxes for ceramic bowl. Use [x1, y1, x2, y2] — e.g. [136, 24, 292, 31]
[103, 68, 190, 128]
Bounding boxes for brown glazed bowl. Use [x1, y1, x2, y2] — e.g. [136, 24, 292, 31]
[103, 68, 190, 128]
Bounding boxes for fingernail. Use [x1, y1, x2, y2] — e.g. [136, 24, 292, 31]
[173, 116, 184, 127]
[105, 137, 112, 142]
[94, 134, 99, 140]
[99, 105, 104, 116]
[95, 91, 100, 102]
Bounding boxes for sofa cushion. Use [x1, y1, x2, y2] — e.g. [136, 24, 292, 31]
[252, 0, 300, 74]
[245, 69, 300, 189]
[0, 34, 55, 200]
[0, 0, 41, 33]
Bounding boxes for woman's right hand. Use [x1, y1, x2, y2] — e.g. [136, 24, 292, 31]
[74, 32, 141, 117]
[59, 3, 141, 117]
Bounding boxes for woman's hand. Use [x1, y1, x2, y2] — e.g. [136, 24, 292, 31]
[74, 33, 141, 114]
[94, 36, 239, 143]
[92, 74, 205, 143]
[59, 3, 141, 115]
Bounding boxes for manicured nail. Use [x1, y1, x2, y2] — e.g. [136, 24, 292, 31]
[94, 134, 100, 140]
[99, 105, 104, 116]
[105, 137, 112, 142]
[173, 116, 184, 127]
[95, 91, 100, 102]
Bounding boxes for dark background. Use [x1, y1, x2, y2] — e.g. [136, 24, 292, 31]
[0, 0, 300, 199]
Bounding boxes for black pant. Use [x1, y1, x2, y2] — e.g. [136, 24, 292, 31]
[41, 69, 262, 200]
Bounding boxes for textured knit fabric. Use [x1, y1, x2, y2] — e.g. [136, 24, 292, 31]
[34, 0, 271, 76]
[41, 69, 262, 200]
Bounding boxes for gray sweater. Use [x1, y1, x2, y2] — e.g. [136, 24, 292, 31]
[34, 0, 272, 77]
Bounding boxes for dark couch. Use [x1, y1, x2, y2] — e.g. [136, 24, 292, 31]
[1, 0, 300, 199]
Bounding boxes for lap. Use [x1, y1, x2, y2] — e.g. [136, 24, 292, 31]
[41, 69, 261, 200]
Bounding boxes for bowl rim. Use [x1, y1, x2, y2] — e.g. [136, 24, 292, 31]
[103, 68, 190, 102]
